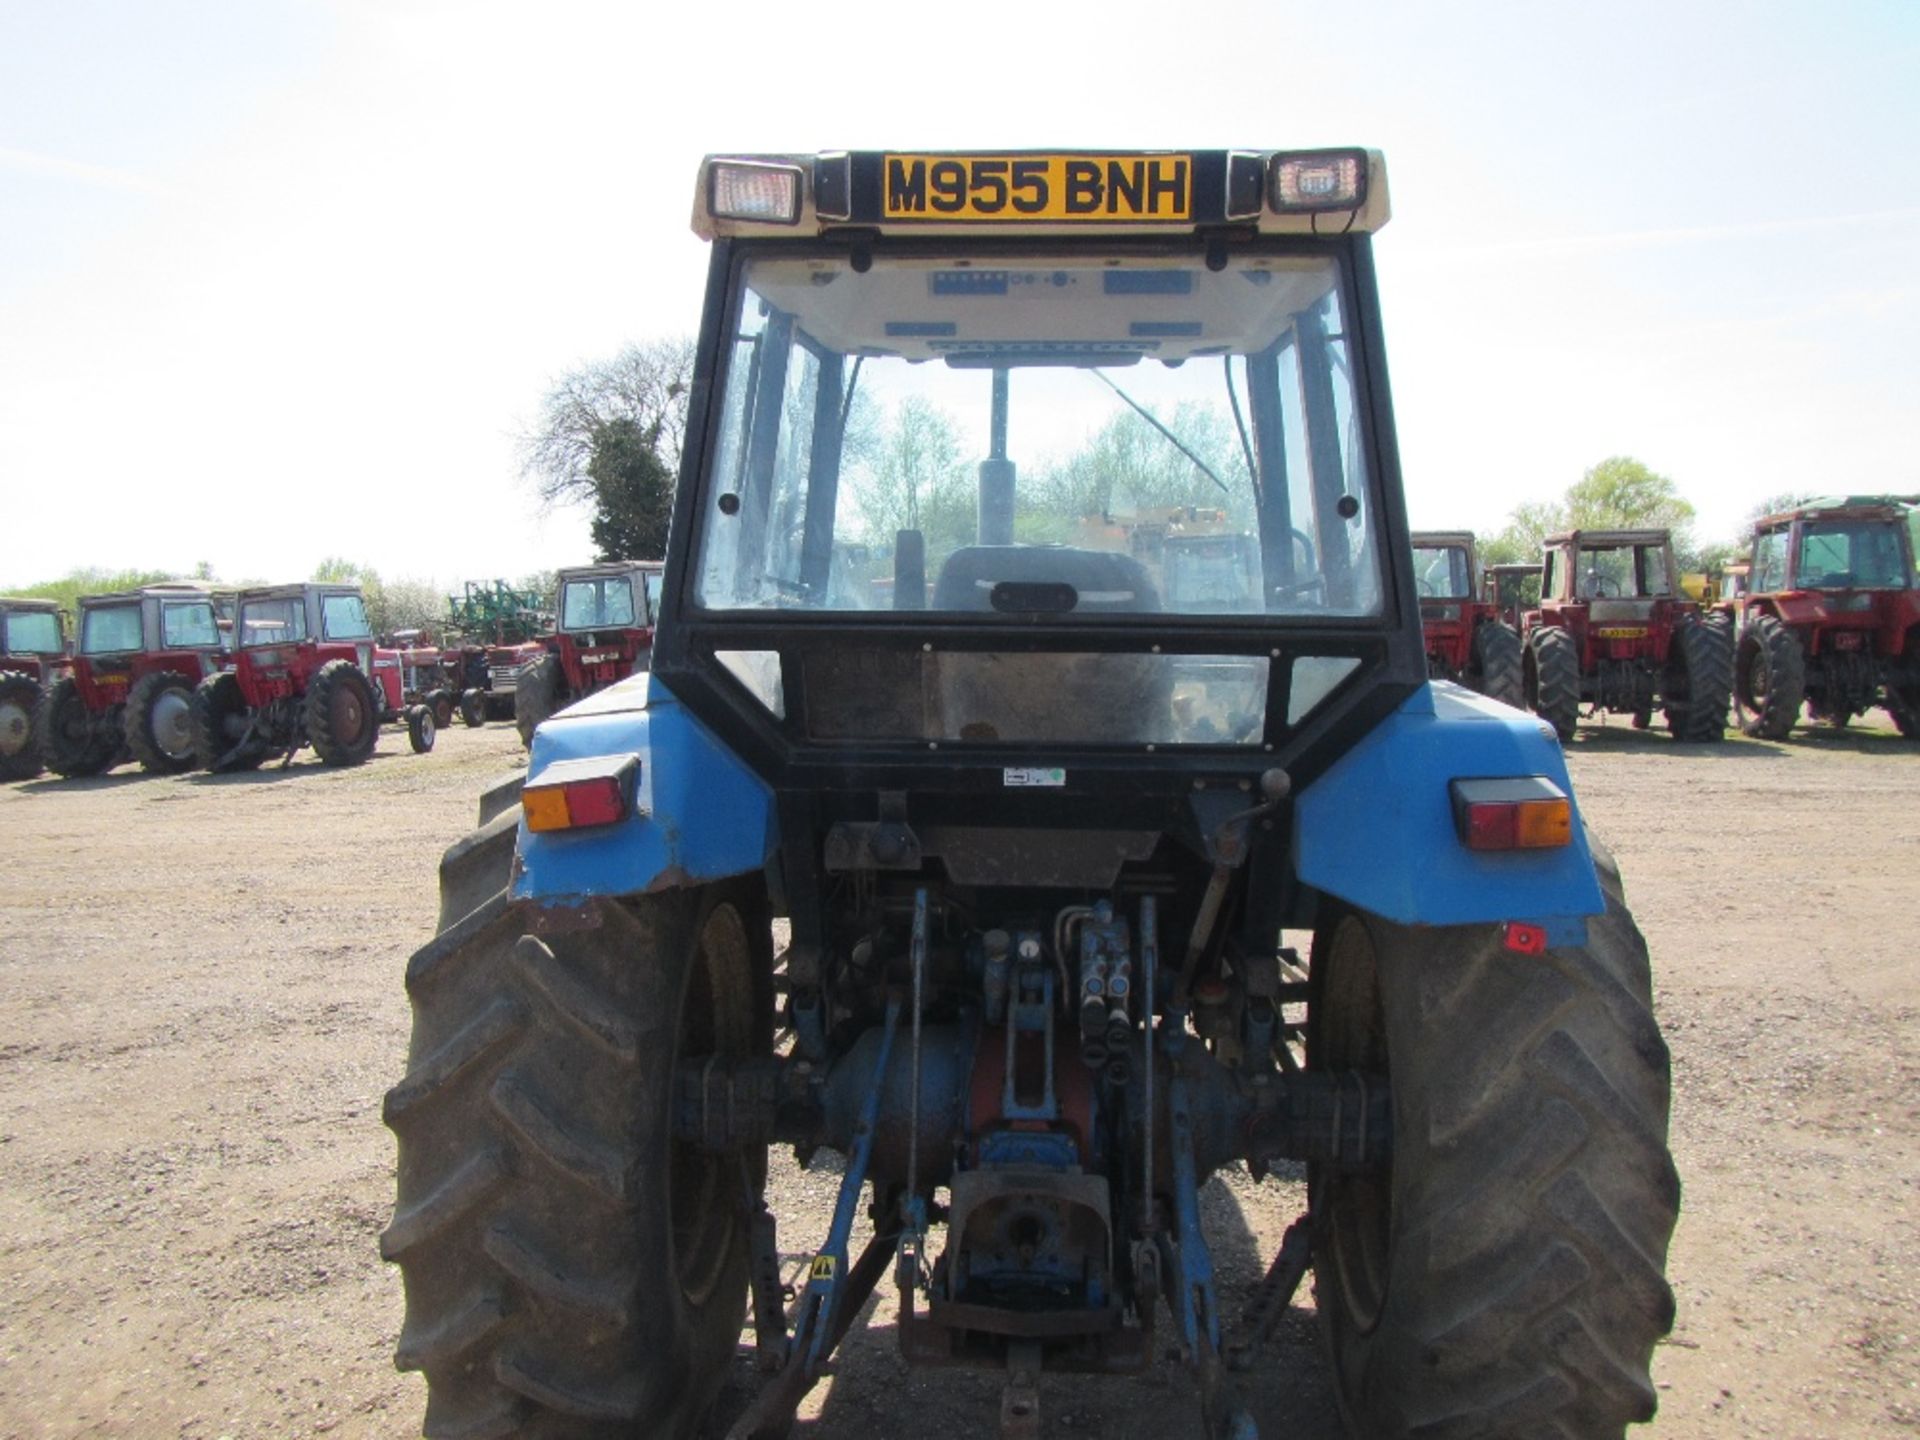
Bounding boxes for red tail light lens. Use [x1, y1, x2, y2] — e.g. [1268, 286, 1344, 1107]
[522, 754, 641, 834]
[1449, 777, 1573, 851]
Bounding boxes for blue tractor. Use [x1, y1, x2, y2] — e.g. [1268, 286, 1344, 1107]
[384, 148, 1677, 1440]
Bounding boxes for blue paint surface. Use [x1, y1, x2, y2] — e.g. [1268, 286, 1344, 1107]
[1293, 682, 1603, 944]
[511, 673, 776, 904]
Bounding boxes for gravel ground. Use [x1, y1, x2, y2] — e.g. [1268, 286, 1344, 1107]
[1, 713, 1916, 1438]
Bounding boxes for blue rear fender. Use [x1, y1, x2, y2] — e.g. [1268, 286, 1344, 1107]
[1292, 682, 1603, 947]
[511, 674, 776, 910]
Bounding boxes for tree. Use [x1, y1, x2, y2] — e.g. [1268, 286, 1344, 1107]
[2, 566, 179, 616]
[1482, 457, 1701, 567]
[586, 418, 677, 560]
[520, 338, 695, 523]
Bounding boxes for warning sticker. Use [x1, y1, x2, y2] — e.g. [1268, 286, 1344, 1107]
[809, 1255, 837, 1281]
[1003, 767, 1067, 788]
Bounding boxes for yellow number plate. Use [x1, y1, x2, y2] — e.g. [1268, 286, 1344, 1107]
[1594, 626, 1648, 639]
[883, 154, 1193, 222]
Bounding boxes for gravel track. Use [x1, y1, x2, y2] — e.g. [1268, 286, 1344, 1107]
[1, 715, 1915, 1438]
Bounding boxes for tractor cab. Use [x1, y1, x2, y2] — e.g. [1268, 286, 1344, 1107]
[1483, 561, 1542, 628]
[512, 560, 663, 745]
[1409, 531, 1523, 706]
[1538, 529, 1679, 632]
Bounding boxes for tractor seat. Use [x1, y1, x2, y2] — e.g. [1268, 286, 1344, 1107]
[932, 545, 1162, 614]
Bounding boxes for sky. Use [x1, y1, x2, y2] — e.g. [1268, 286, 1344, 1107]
[3, 0, 1916, 592]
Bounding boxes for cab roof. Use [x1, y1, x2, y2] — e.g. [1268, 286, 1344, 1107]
[0, 595, 61, 612]
[1756, 494, 1918, 528]
[692, 148, 1389, 240]
[77, 582, 214, 608]
[236, 582, 363, 603]
[1411, 531, 1477, 549]
[1544, 529, 1674, 548]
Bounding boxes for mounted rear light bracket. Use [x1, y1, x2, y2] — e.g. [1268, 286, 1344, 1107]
[523, 753, 643, 834]
[1448, 776, 1572, 852]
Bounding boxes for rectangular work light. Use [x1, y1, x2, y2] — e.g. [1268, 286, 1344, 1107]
[522, 753, 642, 834]
[1448, 776, 1572, 852]
[1269, 149, 1368, 213]
[708, 160, 804, 224]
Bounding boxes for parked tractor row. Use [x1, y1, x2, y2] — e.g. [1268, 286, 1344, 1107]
[0, 581, 438, 781]
[1418, 496, 1919, 743]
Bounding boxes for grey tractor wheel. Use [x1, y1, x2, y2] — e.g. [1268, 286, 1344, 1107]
[125, 671, 199, 773]
[1468, 620, 1524, 709]
[383, 811, 769, 1440]
[1525, 626, 1581, 743]
[307, 659, 379, 767]
[1664, 618, 1733, 742]
[429, 689, 456, 730]
[407, 704, 437, 754]
[460, 688, 488, 727]
[514, 652, 562, 749]
[0, 670, 46, 781]
[1310, 832, 1678, 1439]
[1734, 612, 1805, 740]
[190, 670, 267, 772]
[37, 676, 117, 777]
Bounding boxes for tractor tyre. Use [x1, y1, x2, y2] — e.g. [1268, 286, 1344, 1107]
[515, 652, 562, 749]
[191, 671, 267, 772]
[1887, 660, 1920, 740]
[1468, 620, 1524, 709]
[1663, 618, 1733, 742]
[0, 671, 45, 781]
[460, 688, 487, 728]
[384, 826, 770, 1440]
[1310, 832, 1678, 1439]
[307, 659, 379, 767]
[429, 689, 456, 730]
[1734, 613, 1805, 740]
[124, 671, 199, 773]
[37, 677, 117, 777]
[1525, 626, 1581, 743]
[407, 704, 437, 754]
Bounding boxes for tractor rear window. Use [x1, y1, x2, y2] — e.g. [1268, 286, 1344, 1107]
[4, 611, 60, 654]
[80, 604, 142, 655]
[562, 577, 638, 630]
[240, 599, 307, 645]
[161, 602, 218, 649]
[321, 594, 372, 640]
[1798, 522, 1909, 589]
[1575, 546, 1670, 599]
[1412, 547, 1472, 600]
[694, 249, 1384, 621]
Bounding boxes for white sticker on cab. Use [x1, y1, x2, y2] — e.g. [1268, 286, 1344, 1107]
[1003, 767, 1067, 787]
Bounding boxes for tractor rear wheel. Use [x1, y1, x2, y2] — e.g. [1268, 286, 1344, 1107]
[125, 671, 199, 773]
[191, 671, 267, 771]
[1888, 661, 1920, 739]
[1310, 834, 1678, 1439]
[1663, 618, 1733, 742]
[1525, 626, 1580, 742]
[515, 652, 562, 749]
[428, 689, 455, 730]
[384, 812, 768, 1440]
[1468, 620, 1524, 709]
[307, 659, 379, 767]
[0, 671, 45, 781]
[460, 688, 487, 727]
[1734, 613, 1804, 739]
[407, 704, 436, 754]
[37, 677, 117, 777]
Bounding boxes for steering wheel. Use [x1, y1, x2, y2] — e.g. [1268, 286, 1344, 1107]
[1586, 573, 1623, 599]
[1416, 577, 1438, 598]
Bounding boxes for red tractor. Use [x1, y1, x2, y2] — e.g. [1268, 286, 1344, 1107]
[1410, 531, 1523, 707]
[1482, 561, 1542, 630]
[35, 584, 229, 777]
[190, 583, 432, 771]
[513, 560, 663, 745]
[0, 597, 69, 781]
[1521, 528, 1733, 743]
[1731, 496, 1920, 738]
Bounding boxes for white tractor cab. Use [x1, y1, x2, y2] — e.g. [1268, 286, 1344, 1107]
[512, 559, 664, 746]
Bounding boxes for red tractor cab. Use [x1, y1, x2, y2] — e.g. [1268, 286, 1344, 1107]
[1410, 531, 1523, 708]
[190, 582, 431, 771]
[0, 597, 69, 781]
[1482, 562, 1542, 631]
[1521, 528, 1732, 743]
[513, 560, 663, 745]
[37, 584, 227, 777]
[1731, 496, 1920, 738]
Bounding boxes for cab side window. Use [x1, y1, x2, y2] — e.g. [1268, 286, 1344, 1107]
[1752, 529, 1788, 593]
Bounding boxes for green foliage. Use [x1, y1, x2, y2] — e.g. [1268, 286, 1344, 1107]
[2, 566, 182, 615]
[1025, 405, 1252, 537]
[586, 418, 677, 561]
[843, 395, 977, 556]
[308, 558, 442, 638]
[1484, 456, 1711, 569]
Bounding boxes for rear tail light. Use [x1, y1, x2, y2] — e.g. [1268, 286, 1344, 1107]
[1449, 776, 1572, 851]
[523, 754, 641, 834]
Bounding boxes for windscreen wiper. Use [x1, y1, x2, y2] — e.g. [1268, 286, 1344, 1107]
[1088, 370, 1231, 497]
